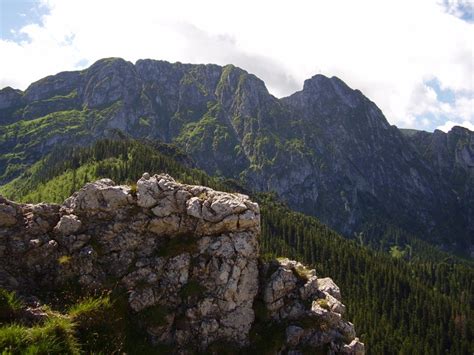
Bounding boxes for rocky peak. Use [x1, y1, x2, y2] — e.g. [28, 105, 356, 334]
[0, 87, 24, 110]
[24, 70, 82, 102]
[287, 74, 362, 110]
[0, 87, 25, 125]
[82, 57, 141, 108]
[404, 126, 473, 170]
[0, 173, 364, 353]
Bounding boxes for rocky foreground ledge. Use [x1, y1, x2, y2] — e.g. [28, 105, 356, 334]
[0, 174, 364, 354]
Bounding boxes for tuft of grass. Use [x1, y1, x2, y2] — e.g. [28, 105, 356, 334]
[29, 316, 79, 353]
[129, 182, 138, 197]
[68, 295, 112, 319]
[293, 265, 312, 282]
[0, 316, 80, 354]
[0, 324, 28, 351]
[68, 294, 125, 354]
[0, 289, 23, 322]
[316, 298, 330, 311]
[58, 255, 72, 265]
[179, 280, 206, 299]
[197, 191, 208, 200]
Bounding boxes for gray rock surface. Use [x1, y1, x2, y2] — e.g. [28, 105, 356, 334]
[0, 174, 363, 353]
[258, 258, 364, 353]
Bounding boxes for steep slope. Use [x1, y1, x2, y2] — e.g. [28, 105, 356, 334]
[0, 57, 472, 253]
[401, 126, 474, 252]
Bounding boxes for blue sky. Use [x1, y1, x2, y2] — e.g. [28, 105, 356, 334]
[0, 0, 472, 132]
[0, 0, 47, 41]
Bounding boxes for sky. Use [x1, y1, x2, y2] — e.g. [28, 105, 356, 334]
[0, 0, 472, 132]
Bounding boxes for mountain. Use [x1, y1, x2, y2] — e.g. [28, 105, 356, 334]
[0, 57, 472, 255]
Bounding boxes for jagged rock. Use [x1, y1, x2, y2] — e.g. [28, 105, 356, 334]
[63, 178, 131, 212]
[0, 174, 363, 353]
[186, 197, 202, 218]
[54, 214, 82, 236]
[286, 325, 305, 347]
[317, 277, 342, 301]
[259, 258, 364, 353]
[299, 275, 319, 301]
[0, 203, 17, 226]
[342, 338, 366, 355]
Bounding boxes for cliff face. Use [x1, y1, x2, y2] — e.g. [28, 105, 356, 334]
[0, 174, 364, 353]
[2, 57, 470, 252]
[401, 127, 474, 247]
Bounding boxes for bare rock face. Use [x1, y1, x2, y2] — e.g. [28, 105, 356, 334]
[0, 174, 364, 353]
[258, 258, 364, 354]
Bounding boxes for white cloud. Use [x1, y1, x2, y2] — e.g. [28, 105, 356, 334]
[437, 120, 474, 132]
[0, 0, 472, 132]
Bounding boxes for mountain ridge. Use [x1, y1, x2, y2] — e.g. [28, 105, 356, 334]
[0, 57, 472, 255]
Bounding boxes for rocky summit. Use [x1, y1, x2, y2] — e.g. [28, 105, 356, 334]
[0, 174, 364, 354]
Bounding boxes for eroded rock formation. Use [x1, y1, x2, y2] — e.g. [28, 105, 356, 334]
[0, 174, 364, 354]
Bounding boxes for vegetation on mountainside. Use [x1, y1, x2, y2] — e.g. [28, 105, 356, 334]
[0, 139, 472, 354]
[0, 102, 123, 183]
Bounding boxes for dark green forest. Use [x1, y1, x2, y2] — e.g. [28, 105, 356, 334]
[1, 139, 472, 354]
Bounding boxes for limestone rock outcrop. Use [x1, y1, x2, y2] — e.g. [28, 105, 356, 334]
[0, 174, 364, 353]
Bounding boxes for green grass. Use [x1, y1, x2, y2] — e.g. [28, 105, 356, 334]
[68, 295, 112, 319]
[0, 289, 23, 322]
[0, 316, 79, 354]
[316, 298, 330, 311]
[293, 264, 313, 282]
[68, 294, 125, 354]
[57, 255, 72, 265]
[0, 290, 130, 354]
